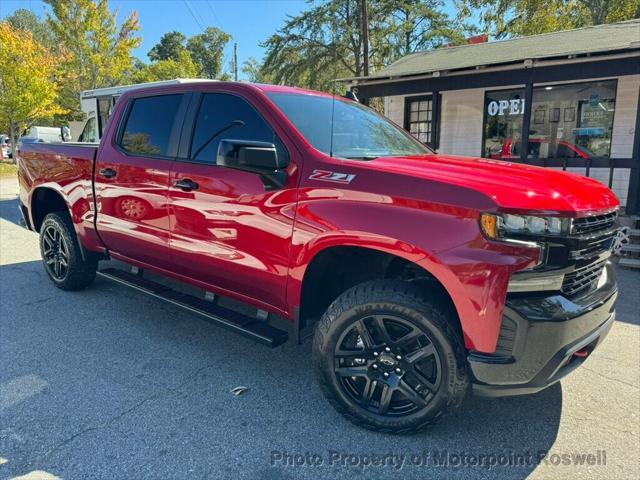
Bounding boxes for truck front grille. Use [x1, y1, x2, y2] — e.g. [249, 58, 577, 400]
[561, 260, 607, 297]
[569, 236, 615, 260]
[572, 211, 617, 235]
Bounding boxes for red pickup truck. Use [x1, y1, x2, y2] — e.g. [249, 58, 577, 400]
[17, 82, 619, 433]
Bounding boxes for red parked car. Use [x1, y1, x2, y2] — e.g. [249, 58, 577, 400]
[17, 82, 619, 433]
[490, 136, 596, 160]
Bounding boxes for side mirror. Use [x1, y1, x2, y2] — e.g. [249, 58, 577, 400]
[217, 139, 288, 188]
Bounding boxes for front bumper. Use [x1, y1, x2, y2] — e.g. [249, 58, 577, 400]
[470, 261, 617, 397]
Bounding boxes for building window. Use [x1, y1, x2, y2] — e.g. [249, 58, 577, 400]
[483, 81, 617, 162]
[483, 89, 525, 160]
[528, 80, 617, 160]
[405, 96, 433, 145]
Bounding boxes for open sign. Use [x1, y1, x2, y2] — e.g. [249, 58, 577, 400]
[487, 99, 525, 116]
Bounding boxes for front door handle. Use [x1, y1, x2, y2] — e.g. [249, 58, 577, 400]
[175, 179, 199, 192]
[99, 167, 117, 179]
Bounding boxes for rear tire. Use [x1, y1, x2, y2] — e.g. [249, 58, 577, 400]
[39, 212, 97, 290]
[312, 280, 468, 434]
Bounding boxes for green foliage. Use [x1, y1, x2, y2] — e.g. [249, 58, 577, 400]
[122, 132, 161, 155]
[242, 57, 271, 83]
[260, 0, 471, 92]
[131, 50, 201, 83]
[148, 31, 187, 61]
[45, 0, 142, 115]
[5, 8, 55, 45]
[458, 0, 640, 38]
[0, 22, 67, 154]
[147, 27, 231, 80]
[261, 0, 368, 92]
[378, 0, 473, 58]
[186, 27, 231, 79]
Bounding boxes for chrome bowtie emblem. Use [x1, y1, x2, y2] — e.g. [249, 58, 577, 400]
[378, 355, 395, 367]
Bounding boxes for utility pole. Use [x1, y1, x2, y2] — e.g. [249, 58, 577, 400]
[361, 0, 369, 77]
[233, 43, 238, 82]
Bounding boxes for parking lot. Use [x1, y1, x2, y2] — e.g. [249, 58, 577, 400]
[0, 175, 638, 480]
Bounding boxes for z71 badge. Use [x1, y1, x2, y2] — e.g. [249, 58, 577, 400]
[309, 169, 356, 184]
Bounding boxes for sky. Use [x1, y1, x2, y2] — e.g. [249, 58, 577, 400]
[0, 0, 461, 80]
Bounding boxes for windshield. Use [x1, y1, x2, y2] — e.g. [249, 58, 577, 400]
[266, 92, 432, 160]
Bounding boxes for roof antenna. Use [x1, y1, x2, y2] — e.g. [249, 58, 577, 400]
[329, 91, 336, 158]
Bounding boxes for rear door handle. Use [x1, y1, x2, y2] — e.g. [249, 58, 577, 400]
[99, 168, 117, 179]
[175, 179, 199, 192]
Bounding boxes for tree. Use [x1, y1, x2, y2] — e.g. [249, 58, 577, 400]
[378, 0, 472, 59]
[459, 0, 640, 38]
[186, 27, 231, 79]
[261, 0, 370, 92]
[147, 28, 231, 80]
[260, 0, 469, 92]
[45, 0, 141, 115]
[242, 57, 271, 83]
[148, 31, 187, 61]
[131, 50, 200, 83]
[0, 22, 66, 157]
[4, 8, 55, 46]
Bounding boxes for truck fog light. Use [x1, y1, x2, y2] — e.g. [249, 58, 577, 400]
[507, 272, 565, 293]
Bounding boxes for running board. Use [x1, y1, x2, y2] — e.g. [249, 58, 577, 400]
[97, 268, 288, 347]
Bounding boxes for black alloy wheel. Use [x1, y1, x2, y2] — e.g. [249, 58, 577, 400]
[42, 224, 70, 281]
[313, 280, 468, 433]
[334, 314, 442, 417]
[39, 212, 98, 290]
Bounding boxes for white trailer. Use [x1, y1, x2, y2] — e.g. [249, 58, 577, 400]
[78, 79, 213, 142]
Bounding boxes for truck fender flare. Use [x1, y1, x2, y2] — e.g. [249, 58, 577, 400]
[28, 184, 71, 230]
[288, 232, 472, 334]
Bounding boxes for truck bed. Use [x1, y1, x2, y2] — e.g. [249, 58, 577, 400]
[18, 142, 97, 186]
[17, 141, 100, 250]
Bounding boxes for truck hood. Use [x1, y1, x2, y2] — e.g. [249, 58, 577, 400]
[369, 154, 620, 215]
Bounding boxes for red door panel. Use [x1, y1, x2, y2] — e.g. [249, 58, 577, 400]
[168, 164, 297, 311]
[95, 155, 173, 269]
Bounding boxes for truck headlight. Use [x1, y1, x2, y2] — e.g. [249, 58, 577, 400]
[480, 212, 572, 290]
[480, 212, 571, 240]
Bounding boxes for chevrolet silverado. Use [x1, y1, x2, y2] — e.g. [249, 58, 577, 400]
[17, 82, 619, 433]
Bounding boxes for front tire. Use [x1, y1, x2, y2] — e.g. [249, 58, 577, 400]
[39, 212, 97, 290]
[312, 280, 468, 433]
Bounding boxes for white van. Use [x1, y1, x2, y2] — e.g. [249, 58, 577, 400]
[26, 126, 70, 143]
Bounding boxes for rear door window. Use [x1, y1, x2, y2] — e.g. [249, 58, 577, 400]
[120, 94, 183, 156]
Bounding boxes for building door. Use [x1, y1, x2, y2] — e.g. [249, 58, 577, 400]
[404, 95, 440, 150]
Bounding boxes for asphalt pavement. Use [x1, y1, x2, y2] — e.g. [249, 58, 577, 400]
[0, 176, 638, 480]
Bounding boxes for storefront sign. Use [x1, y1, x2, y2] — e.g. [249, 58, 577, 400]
[487, 99, 526, 116]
